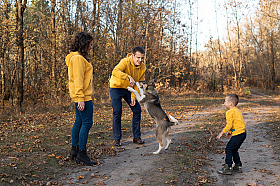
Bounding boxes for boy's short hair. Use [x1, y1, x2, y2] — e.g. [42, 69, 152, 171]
[226, 93, 239, 106]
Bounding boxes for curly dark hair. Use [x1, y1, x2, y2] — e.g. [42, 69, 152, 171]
[70, 32, 94, 58]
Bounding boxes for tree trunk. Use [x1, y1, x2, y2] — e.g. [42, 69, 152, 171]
[0, 0, 10, 105]
[116, 0, 123, 65]
[144, 0, 150, 67]
[269, 32, 275, 90]
[16, 0, 27, 109]
[234, 2, 242, 88]
[189, 0, 192, 60]
[92, 0, 97, 59]
[51, 0, 56, 85]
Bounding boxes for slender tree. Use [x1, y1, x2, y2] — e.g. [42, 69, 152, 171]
[16, 0, 27, 109]
[51, 0, 56, 84]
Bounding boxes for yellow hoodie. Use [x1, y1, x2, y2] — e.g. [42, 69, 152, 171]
[65, 52, 93, 103]
[223, 107, 246, 136]
[109, 53, 146, 100]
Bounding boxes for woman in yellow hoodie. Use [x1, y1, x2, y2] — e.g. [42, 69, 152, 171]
[65, 32, 96, 166]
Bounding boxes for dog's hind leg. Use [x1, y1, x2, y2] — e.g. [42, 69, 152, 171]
[153, 135, 164, 154]
[164, 132, 172, 150]
[153, 144, 164, 154]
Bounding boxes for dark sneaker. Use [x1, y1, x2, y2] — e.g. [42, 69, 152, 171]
[232, 165, 242, 173]
[114, 140, 122, 146]
[217, 164, 232, 175]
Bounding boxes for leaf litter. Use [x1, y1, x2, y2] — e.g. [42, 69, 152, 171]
[0, 91, 279, 185]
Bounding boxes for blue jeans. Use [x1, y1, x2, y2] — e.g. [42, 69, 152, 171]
[72, 100, 93, 150]
[110, 88, 142, 141]
[225, 132, 246, 166]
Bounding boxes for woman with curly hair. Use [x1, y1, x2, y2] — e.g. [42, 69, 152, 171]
[65, 32, 97, 166]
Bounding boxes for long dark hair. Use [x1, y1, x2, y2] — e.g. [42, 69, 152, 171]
[70, 32, 93, 58]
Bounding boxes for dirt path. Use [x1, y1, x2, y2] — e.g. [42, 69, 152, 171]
[56, 123, 195, 185]
[56, 94, 280, 185]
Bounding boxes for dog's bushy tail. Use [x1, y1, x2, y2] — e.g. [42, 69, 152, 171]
[169, 115, 179, 125]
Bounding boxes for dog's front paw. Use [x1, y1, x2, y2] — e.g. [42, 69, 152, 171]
[136, 82, 141, 89]
[127, 87, 134, 92]
[153, 151, 159, 154]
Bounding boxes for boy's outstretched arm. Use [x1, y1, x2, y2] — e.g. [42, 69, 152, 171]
[216, 131, 225, 140]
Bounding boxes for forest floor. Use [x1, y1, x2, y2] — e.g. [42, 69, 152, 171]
[0, 89, 279, 185]
[52, 90, 280, 186]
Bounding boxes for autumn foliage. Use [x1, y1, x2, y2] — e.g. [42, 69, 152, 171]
[1, 0, 280, 113]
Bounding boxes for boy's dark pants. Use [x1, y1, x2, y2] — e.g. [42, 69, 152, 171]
[225, 132, 246, 166]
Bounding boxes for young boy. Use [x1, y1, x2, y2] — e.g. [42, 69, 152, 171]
[216, 93, 246, 175]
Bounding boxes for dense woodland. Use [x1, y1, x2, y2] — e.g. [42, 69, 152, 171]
[0, 0, 280, 111]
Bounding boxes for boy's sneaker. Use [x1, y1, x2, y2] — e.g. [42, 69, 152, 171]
[217, 164, 232, 175]
[232, 164, 242, 173]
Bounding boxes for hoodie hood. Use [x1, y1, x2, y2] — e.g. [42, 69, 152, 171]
[126, 53, 134, 66]
[127, 53, 132, 58]
[65, 52, 80, 67]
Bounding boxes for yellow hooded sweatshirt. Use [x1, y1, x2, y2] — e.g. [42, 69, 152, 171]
[109, 53, 146, 100]
[65, 52, 93, 103]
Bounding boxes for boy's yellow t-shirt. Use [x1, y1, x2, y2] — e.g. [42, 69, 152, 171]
[223, 106, 246, 136]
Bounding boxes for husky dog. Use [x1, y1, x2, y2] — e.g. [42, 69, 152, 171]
[127, 80, 179, 154]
